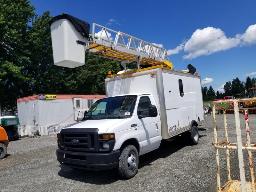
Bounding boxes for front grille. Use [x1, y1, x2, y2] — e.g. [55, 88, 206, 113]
[60, 128, 98, 152]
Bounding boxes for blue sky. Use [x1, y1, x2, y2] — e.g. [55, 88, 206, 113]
[31, 0, 256, 91]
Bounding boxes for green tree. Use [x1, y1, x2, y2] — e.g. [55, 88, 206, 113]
[245, 76, 252, 96]
[207, 86, 216, 100]
[65, 54, 121, 94]
[0, 0, 34, 111]
[202, 86, 208, 101]
[216, 91, 223, 99]
[231, 77, 245, 98]
[224, 81, 232, 96]
[252, 78, 256, 87]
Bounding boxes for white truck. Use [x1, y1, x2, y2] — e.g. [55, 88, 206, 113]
[51, 14, 204, 179]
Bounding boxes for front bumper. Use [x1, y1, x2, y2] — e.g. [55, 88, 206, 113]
[56, 149, 120, 170]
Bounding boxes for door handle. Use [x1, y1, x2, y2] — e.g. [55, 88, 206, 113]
[131, 124, 138, 130]
[131, 124, 137, 127]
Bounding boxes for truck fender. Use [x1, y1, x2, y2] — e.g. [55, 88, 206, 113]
[114, 134, 140, 153]
[119, 138, 140, 153]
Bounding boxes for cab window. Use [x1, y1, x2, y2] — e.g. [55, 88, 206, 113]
[137, 96, 152, 116]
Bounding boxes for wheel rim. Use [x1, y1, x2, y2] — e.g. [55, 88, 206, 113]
[127, 152, 137, 170]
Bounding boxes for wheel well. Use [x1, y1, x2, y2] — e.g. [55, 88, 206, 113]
[120, 138, 140, 153]
[191, 120, 198, 127]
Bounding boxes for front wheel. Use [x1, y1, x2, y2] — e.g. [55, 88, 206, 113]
[0, 143, 7, 159]
[118, 145, 139, 179]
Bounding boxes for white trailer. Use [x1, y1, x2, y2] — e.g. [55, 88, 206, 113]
[17, 94, 104, 136]
[50, 14, 204, 179]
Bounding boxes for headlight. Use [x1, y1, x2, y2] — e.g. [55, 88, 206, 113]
[98, 133, 115, 151]
[99, 133, 115, 141]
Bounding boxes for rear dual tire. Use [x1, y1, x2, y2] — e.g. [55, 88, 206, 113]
[189, 126, 199, 145]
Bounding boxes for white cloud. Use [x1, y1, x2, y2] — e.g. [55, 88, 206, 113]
[167, 24, 256, 59]
[183, 27, 240, 59]
[241, 24, 256, 45]
[201, 77, 214, 85]
[167, 43, 184, 56]
[246, 71, 256, 77]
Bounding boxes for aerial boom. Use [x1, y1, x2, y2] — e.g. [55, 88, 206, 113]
[50, 14, 173, 69]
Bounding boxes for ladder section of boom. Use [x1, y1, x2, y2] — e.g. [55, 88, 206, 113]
[88, 23, 168, 66]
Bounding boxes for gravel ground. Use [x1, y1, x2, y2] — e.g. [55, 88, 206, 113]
[0, 114, 255, 192]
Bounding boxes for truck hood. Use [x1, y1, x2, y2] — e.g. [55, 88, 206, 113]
[66, 118, 130, 133]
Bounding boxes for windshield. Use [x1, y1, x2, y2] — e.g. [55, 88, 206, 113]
[84, 95, 137, 120]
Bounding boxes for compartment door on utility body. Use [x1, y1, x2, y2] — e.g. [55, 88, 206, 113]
[137, 95, 161, 154]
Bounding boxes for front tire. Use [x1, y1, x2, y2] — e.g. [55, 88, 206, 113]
[0, 143, 7, 159]
[118, 145, 139, 179]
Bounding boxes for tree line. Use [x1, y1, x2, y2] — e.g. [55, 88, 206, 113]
[202, 77, 256, 101]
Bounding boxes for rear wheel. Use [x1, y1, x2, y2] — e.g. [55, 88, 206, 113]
[118, 145, 139, 179]
[190, 126, 199, 145]
[0, 143, 7, 159]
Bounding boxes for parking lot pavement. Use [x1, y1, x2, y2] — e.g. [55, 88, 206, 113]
[0, 115, 236, 192]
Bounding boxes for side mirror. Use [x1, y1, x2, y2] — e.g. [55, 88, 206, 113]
[149, 105, 157, 117]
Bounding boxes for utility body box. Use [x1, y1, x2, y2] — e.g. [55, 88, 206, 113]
[106, 68, 204, 139]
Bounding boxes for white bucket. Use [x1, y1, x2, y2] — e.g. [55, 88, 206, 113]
[50, 19, 87, 68]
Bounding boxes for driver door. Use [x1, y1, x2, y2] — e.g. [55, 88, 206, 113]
[137, 95, 161, 154]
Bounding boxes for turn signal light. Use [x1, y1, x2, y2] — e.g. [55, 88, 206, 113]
[99, 133, 115, 140]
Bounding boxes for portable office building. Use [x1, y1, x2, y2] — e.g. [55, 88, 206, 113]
[17, 94, 104, 136]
